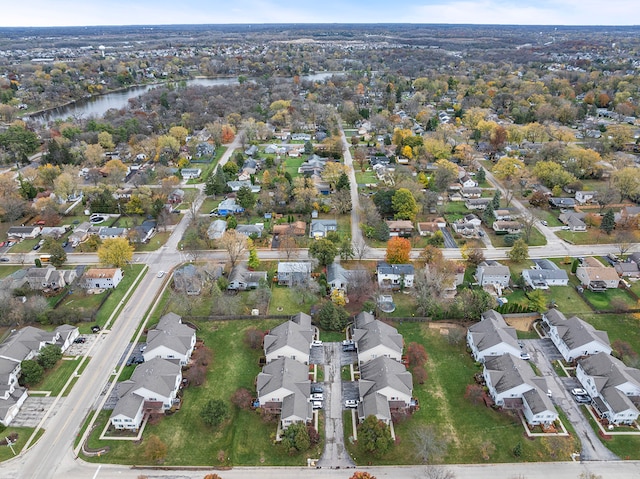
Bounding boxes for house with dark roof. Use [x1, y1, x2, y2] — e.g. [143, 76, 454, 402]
[549, 197, 576, 209]
[522, 259, 569, 289]
[460, 187, 482, 198]
[352, 312, 403, 365]
[109, 358, 182, 430]
[263, 313, 315, 365]
[542, 309, 611, 363]
[143, 312, 196, 366]
[235, 224, 264, 238]
[326, 264, 368, 294]
[576, 353, 640, 425]
[309, 219, 337, 239]
[6, 226, 41, 240]
[492, 221, 522, 235]
[25, 266, 76, 291]
[256, 357, 312, 430]
[466, 310, 521, 362]
[385, 220, 414, 237]
[465, 198, 491, 210]
[227, 263, 267, 291]
[475, 261, 510, 291]
[483, 354, 558, 427]
[615, 261, 640, 278]
[377, 262, 414, 289]
[558, 212, 587, 232]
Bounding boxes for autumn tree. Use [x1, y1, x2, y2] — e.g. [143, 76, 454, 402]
[349, 473, 376, 479]
[385, 237, 411, 264]
[392, 188, 419, 221]
[97, 237, 134, 268]
[412, 425, 447, 464]
[406, 342, 428, 367]
[492, 156, 525, 182]
[219, 230, 248, 268]
[612, 167, 640, 201]
[308, 238, 338, 267]
[103, 158, 128, 186]
[231, 387, 254, 410]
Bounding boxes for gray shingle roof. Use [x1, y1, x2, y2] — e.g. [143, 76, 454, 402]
[468, 309, 519, 353]
[543, 309, 610, 351]
[377, 262, 414, 276]
[256, 357, 310, 398]
[358, 356, 413, 399]
[353, 318, 403, 358]
[146, 312, 195, 357]
[263, 318, 314, 359]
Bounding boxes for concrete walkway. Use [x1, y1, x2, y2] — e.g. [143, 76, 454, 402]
[317, 342, 355, 468]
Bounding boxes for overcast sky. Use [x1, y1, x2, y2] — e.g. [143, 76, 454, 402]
[1, 0, 638, 27]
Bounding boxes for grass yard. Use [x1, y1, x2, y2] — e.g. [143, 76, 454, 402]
[35, 357, 83, 396]
[186, 147, 227, 184]
[556, 229, 617, 245]
[355, 170, 377, 185]
[346, 322, 580, 464]
[268, 285, 315, 315]
[9, 238, 40, 253]
[387, 292, 417, 318]
[582, 288, 637, 312]
[489, 228, 546, 247]
[134, 231, 171, 252]
[532, 209, 563, 227]
[84, 319, 323, 466]
[284, 157, 304, 179]
[198, 197, 221, 214]
[0, 427, 40, 462]
[580, 313, 640, 354]
[0, 265, 23, 278]
[93, 264, 146, 327]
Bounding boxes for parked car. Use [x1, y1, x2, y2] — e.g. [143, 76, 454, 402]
[61, 241, 69, 248]
[311, 400, 323, 409]
[0, 257, 9, 262]
[520, 352, 531, 360]
[541, 220, 548, 226]
[311, 340, 323, 346]
[157, 271, 165, 278]
[91, 325, 101, 333]
[73, 337, 86, 344]
[311, 384, 323, 394]
[344, 399, 358, 408]
[126, 356, 144, 366]
[0, 241, 5, 247]
[310, 393, 324, 401]
[571, 388, 587, 396]
[574, 394, 591, 404]
[32, 244, 41, 251]
[561, 226, 570, 230]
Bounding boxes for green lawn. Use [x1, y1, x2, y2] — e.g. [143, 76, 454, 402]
[35, 357, 83, 396]
[0, 265, 23, 278]
[135, 232, 171, 252]
[93, 264, 146, 327]
[198, 197, 221, 214]
[582, 288, 637, 312]
[84, 319, 323, 466]
[355, 170, 377, 185]
[268, 285, 315, 315]
[284, 157, 304, 179]
[556, 229, 617, 245]
[0, 427, 39, 462]
[532, 209, 563, 227]
[581, 313, 640, 354]
[489, 228, 546, 247]
[9, 238, 40, 253]
[346, 322, 580, 464]
[186, 147, 227, 184]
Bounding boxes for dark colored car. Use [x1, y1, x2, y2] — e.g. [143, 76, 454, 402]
[73, 337, 86, 344]
[32, 244, 41, 251]
[311, 384, 323, 394]
[61, 241, 69, 248]
[126, 356, 144, 366]
[0, 257, 9, 262]
[91, 325, 101, 333]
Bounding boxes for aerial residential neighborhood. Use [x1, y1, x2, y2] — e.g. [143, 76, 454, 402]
[1, 19, 640, 479]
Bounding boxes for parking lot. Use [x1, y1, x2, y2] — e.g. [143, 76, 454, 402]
[11, 396, 65, 428]
[64, 334, 100, 356]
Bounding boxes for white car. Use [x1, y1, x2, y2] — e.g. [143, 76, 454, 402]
[561, 226, 570, 230]
[311, 401, 323, 409]
[157, 271, 165, 278]
[310, 393, 324, 401]
[311, 340, 323, 346]
[520, 352, 531, 360]
[571, 388, 587, 396]
[344, 399, 358, 408]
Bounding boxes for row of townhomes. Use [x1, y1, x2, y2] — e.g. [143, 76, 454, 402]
[0, 325, 79, 426]
[351, 312, 416, 430]
[256, 313, 316, 430]
[110, 313, 196, 431]
[468, 308, 640, 427]
[1, 266, 123, 293]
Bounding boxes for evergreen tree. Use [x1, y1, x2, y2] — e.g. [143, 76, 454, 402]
[476, 167, 486, 183]
[491, 189, 501, 209]
[483, 201, 495, 225]
[600, 209, 615, 234]
[336, 172, 350, 191]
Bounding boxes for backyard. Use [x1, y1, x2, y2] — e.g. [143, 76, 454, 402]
[83, 319, 324, 466]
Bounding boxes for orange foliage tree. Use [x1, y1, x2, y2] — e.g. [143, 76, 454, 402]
[385, 237, 411, 264]
[349, 472, 376, 479]
[221, 124, 236, 143]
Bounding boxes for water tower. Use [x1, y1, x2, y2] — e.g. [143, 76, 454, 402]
[99, 45, 105, 58]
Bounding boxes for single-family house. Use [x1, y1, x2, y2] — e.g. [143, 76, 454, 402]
[298, 155, 327, 176]
[227, 180, 261, 193]
[173, 264, 205, 295]
[277, 262, 312, 287]
[326, 263, 368, 294]
[385, 220, 414, 237]
[615, 206, 640, 226]
[459, 174, 478, 188]
[542, 309, 611, 362]
[575, 191, 598, 204]
[168, 189, 185, 205]
[417, 218, 446, 237]
[7, 226, 41, 240]
[559, 212, 587, 232]
[460, 187, 482, 198]
[69, 221, 92, 247]
[549, 197, 576, 209]
[465, 198, 491, 210]
[181, 168, 202, 180]
[352, 312, 403, 365]
[143, 312, 196, 365]
[83, 268, 123, 289]
[576, 353, 640, 425]
[263, 313, 315, 365]
[227, 264, 267, 291]
[131, 220, 156, 244]
[256, 357, 312, 430]
[483, 354, 558, 427]
[576, 257, 620, 291]
[98, 227, 127, 240]
[466, 309, 521, 362]
[215, 198, 245, 217]
[309, 219, 337, 239]
[25, 266, 76, 291]
[40, 226, 68, 239]
[492, 221, 522, 235]
[110, 358, 182, 430]
[207, 219, 227, 240]
[236, 224, 264, 238]
[376, 262, 414, 289]
[475, 261, 510, 291]
[493, 209, 514, 221]
[615, 262, 640, 278]
[244, 145, 258, 157]
[522, 259, 569, 289]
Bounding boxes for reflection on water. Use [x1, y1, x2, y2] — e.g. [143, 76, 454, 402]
[30, 72, 345, 123]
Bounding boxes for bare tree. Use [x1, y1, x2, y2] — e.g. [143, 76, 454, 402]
[422, 465, 456, 479]
[615, 230, 634, 257]
[279, 231, 299, 260]
[412, 425, 448, 464]
[520, 214, 537, 243]
[347, 269, 374, 303]
[219, 229, 248, 268]
[352, 238, 371, 261]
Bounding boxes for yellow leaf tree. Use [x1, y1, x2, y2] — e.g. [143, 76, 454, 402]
[97, 237, 134, 268]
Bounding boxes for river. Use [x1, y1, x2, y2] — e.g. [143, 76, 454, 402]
[29, 72, 345, 123]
